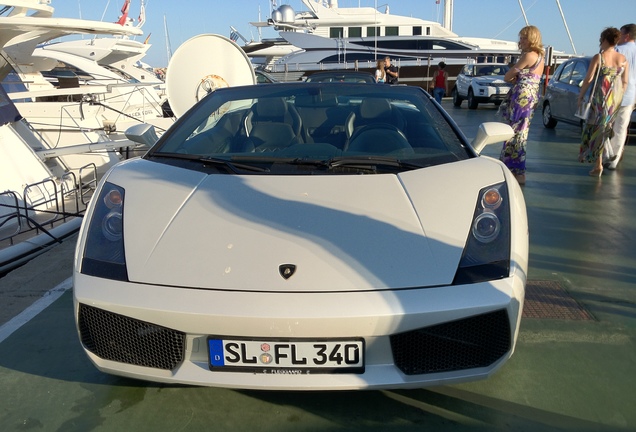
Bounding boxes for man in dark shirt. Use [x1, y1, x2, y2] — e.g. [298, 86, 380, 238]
[384, 56, 399, 84]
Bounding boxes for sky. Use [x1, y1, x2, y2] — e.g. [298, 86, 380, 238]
[51, 0, 633, 68]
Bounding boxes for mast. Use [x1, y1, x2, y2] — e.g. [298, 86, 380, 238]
[443, 0, 453, 32]
[164, 14, 172, 64]
[555, 0, 576, 54]
[517, 0, 529, 26]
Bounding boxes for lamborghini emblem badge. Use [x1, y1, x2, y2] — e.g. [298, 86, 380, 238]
[279, 264, 296, 280]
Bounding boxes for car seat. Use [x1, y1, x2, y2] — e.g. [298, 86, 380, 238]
[244, 97, 302, 152]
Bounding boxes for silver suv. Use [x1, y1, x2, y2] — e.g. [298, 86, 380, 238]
[452, 63, 512, 109]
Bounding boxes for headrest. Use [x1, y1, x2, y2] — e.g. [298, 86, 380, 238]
[255, 97, 287, 117]
[360, 98, 391, 119]
[294, 93, 338, 108]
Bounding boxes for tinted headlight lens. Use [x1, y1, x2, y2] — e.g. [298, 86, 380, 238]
[453, 182, 510, 284]
[473, 212, 500, 243]
[81, 182, 128, 281]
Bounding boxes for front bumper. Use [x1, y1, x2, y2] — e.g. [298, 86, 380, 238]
[74, 272, 526, 390]
[473, 86, 511, 102]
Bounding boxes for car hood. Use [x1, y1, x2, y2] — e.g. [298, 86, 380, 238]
[105, 158, 505, 292]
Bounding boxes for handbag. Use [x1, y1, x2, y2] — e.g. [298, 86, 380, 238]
[574, 101, 591, 120]
[575, 54, 601, 120]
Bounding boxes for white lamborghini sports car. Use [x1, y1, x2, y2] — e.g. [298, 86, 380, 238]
[74, 82, 528, 390]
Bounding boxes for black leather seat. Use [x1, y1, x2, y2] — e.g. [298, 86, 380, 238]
[345, 98, 405, 140]
[244, 97, 302, 152]
[345, 123, 412, 154]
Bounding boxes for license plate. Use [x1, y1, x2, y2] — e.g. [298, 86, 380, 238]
[208, 337, 364, 374]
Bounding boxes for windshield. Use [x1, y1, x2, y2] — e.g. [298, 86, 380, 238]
[147, 83, 471, 174]
[475, 65, 510, 76]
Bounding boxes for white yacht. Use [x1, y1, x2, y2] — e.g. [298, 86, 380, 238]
[245, 0, 528, 84]
[2, 0, 172, 156]
[0, 0, 156, 274]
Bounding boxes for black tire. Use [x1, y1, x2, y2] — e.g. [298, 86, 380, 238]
[542, 103, 558, 129]
[467, 88, 478, 109]
[452, 88, 462, 107]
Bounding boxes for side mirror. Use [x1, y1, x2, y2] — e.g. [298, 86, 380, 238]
[471, 122, 514, 154]
[125, 123, 159, 147]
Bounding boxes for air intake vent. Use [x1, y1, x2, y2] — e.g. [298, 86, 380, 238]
[78, 304, 185, 370]
[390, 309, 511, 375]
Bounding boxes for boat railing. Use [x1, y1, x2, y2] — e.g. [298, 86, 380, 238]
[24, 178, 65, 229]
[266, 56, 508, 74]
[77, 163, 98, 207]
[0, 163, 97, 246]
[265, 52, 577, 83]
[0, 191, 23, 242]
[92, 83, 167, 123]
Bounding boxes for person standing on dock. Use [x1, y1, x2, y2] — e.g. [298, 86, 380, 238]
[375, 59, 386, 83]
[432, 61, 448, 103]
[384, 56, 399, 84]
[606, 23, 636, 170]
[498, 25, 545, 185]
[578, 27, 628, 177]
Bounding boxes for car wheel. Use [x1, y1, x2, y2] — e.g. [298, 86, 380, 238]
[467, 89, 478, 109]
[452, 88, 462, 107]
[542, 103, 557, 128]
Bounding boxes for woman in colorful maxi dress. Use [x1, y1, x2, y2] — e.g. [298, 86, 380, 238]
[498, 25, 545, 185]
[578, 27, 628, 177]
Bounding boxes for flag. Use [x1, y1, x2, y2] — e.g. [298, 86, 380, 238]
[229, 30, 239, 42]
[117, 0, 130, 26]
[436, 0, 441, 4]
[144, 33, 152, 44]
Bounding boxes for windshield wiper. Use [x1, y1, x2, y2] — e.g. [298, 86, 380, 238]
[282, 156, 424, 172]
[199, 156, 270, 173]
[326, 156, 423, 171]
[149, 153, 270, 173]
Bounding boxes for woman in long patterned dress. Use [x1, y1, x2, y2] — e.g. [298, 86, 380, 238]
[498, 25, 545, 185]
[578, 27, 629, 177]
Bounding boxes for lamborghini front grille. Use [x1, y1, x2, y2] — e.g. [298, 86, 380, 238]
[390, 309, 511, 375]
[78, 304, 185, 370]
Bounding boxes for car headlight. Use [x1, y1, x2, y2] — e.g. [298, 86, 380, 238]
[80, 182, 128, 281]
[453, 183, 510, 284]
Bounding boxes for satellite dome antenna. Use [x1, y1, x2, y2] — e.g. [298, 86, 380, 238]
[166, 34, 256, 118]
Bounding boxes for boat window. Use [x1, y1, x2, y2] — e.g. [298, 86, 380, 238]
[1, 72, 28, 100]
[374, 40, 419, 50]
[101, 65, 140, 83]
[413, 26, 422, 36]
[0, 84, 22, 126]
[42, 64, 95, 84]
[321, 53, 377, 62]
[349, 27, 362, 38]
[385, 27, 399, 36]
[330, 27, 344, 38]
[367, 27, 380, 37]
[353, 38, 469, 51]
